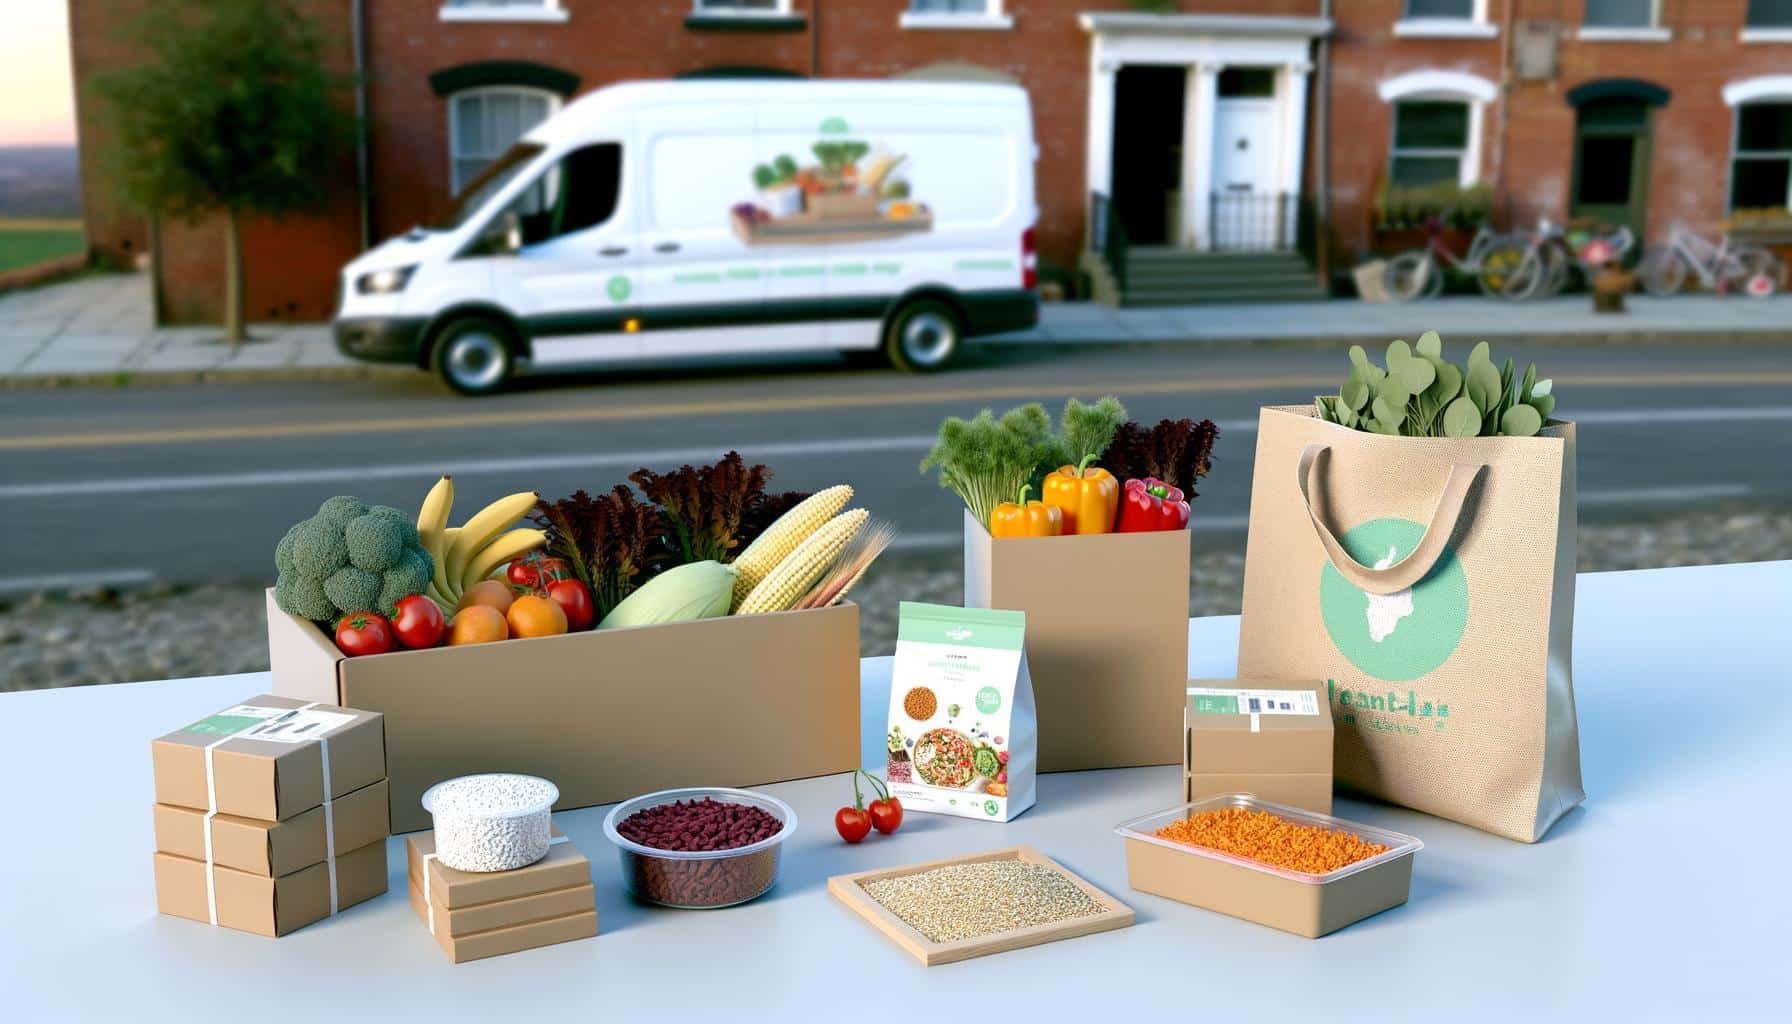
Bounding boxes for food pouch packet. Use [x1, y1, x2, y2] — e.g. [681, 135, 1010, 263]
[885, 602, 1035, 822]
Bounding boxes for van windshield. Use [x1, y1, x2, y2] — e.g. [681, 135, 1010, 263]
[432, 142, 545, 230]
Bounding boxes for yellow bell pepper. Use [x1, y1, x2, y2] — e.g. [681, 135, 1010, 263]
[989, 485, 1062, 539]
[1041, 455, 1119, 534]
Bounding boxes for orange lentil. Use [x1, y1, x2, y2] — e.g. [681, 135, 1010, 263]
[1152, 808, 1389, 875]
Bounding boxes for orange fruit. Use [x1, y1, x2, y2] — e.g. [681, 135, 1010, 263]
[448, 604, 508, 645]
[458, 579, 516, 614]
[507, 594, 568, 639]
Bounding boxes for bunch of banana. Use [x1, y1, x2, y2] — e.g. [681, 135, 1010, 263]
[416, 475, 545, 612]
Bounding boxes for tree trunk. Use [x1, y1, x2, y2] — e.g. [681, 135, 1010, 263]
[223, 206, 245, 349]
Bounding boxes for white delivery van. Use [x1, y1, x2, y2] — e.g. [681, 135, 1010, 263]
[334, 79, 1039, 394]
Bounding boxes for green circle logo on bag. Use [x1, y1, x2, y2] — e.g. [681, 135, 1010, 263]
[1319, 517, 1468, 681]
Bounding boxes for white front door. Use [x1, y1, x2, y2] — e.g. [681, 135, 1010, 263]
[1210, 98, 1283, 249]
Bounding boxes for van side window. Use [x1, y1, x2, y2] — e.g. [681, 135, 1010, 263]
[508, 142, 623, 246]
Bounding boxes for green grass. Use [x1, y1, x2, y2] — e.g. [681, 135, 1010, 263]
[0, 219, 86, 274]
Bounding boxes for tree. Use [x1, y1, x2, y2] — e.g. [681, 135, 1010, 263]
[93, 0, 354, 346]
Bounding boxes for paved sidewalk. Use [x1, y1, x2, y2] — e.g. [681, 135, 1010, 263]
[4, 271, 1788, 386]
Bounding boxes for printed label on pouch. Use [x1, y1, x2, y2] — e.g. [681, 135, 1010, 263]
[1188, 687, 1320, 716]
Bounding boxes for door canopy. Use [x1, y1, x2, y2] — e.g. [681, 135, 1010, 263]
[1565, 78, 1670, 109]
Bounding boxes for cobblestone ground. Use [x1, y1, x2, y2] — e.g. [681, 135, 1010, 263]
[3, 506, 1788, 690]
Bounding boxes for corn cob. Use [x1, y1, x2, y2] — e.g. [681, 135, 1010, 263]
[736, 508, 867, 615]
[730, 485, 853, 609]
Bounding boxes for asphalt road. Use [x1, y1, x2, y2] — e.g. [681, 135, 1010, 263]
[2, 339, 1789, 593]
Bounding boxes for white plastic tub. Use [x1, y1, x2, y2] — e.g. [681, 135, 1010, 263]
[421, 773, 559, 873]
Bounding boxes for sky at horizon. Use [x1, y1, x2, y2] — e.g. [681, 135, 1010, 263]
[1, 0, 77, 147]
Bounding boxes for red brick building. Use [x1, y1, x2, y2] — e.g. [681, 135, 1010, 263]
[70, 0, 1792, 320]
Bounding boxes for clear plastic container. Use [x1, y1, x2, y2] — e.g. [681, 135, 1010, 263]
[1114, 793, 1423, 937]
[602, 787, 797, 909]
[421, 773, 559, 873]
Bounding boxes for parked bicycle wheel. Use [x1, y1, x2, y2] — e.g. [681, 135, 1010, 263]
[1496, 242, 1550, 302]
[1382, 250, 1438, 302]
[1639, 246, 1687, 297]
[1538, 243, 1572, 298]
[1476, 238, 1530, 298]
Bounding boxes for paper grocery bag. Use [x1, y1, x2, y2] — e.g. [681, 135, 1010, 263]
[1238, 406, 1583, 842]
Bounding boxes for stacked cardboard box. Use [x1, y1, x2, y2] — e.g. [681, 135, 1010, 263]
[151, 695, 390, 937]
[1185, 680, 1334, 813]
[407, 827, 597, 963]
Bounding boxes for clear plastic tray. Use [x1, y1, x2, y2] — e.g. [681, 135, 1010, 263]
[602, 787, 797, 908]
[1114, 793, 1422, 885]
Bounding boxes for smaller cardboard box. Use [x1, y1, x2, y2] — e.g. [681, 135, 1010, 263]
[153, 778, 389, 877]
[405, 829, 590, 909]
[154, 838, 388, 937]
[1185, 680, 1332, 814]
[152, 696, 385, 822]
[406, 829, 597, 963]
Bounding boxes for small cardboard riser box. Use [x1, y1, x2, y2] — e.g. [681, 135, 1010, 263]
[154, 840, 388, 937]
[155, 779, 389, 876]
[1185, 681, 1333, 814]
[408, 829, 597, 963]
[963, 511, 1192, 771]
[266, 590, 862, 833]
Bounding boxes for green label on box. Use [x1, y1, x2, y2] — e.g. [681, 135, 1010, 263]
[184, 705, 282, 736]
[1192, 694, 1240, 715]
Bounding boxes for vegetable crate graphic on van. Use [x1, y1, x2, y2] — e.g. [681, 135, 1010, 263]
[730, 117, 933, 246]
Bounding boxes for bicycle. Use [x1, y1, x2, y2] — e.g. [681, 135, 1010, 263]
[1638, 226, 1780, 298]
[1505, 220, 1635, 301]
[1381, 214, 1528, 302]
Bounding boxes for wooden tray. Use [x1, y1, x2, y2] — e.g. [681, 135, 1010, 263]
[732, 210, 933, 246]
[828, 845, 1134, 966]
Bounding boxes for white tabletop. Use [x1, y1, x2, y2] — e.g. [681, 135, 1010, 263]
[1, 561, 1785, 1020]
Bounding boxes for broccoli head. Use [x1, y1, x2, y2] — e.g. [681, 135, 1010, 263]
[274, 496, 435, 623]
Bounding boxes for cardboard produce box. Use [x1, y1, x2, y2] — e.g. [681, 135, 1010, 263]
[962, 511, 1191, 771]
[1185, 682, 1333, 813]
[407, 829, 597, 963]
[151, 696, 385, 821]
[153, 839, 388, 937]
[268, 590, 860, 833]
[153, 779, 390, 877]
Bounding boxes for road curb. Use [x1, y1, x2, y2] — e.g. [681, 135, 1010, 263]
[3, 325, 1789, 389]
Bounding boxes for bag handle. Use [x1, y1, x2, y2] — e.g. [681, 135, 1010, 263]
[1297, 443, 1483, 595]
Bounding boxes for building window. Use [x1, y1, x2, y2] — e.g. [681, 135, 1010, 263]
[450, 87, 558, 194]
[1217, 68, 1277, 99]
[1732, 103, 1792, 209]
[1395, 0, 1497, 38]
[1746, 1, 1792, 28]
[439, 0, 569, 23]
[1390, 100, 1472, 187]
[901, 0, 1012, 30]
[1585, 0, 1654, 26]
[694, 0, 791, 13]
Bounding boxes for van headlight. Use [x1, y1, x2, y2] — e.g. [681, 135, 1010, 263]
[356, 265, 416, 295]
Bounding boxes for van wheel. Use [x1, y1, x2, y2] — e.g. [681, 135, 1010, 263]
[431, 316, 515, 396]
[882, 299, 962, 372]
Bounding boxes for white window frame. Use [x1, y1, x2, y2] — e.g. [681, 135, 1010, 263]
[1379, 71, 1498, 189]
[1578, 0, 1670, 41]
[900, 0, 1013, 31]
[1394, 0, 1498, 39]
[448, 86, 562, 195]
[691, 0, 796, 18]
[1741, 0, 1792, 44]
[1723, 77, 1792, 209]
[439, 0, 569, 24]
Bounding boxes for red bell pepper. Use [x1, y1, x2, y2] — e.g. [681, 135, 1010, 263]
[1116, 477, 1190, 532]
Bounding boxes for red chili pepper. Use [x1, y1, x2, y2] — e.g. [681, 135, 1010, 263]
[1116, 477, 1191, 533]
[835, 771, 873, 843]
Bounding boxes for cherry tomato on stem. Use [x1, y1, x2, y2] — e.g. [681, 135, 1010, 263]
[863, 770, 903, 835]
[834, 771, 874, 843]
[506, 552, 571, 590]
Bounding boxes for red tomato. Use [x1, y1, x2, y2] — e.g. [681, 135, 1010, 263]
[506, 552, 571, 590]
[334, 611, 393, 657]
[390, 594, 446, 649]
[835, 806, 872, 844]
[542, 578, 594, 631]
[868, 796, 903, 835]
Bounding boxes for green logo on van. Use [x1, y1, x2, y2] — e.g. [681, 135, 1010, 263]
[606, 275, 631, 302]
[1318, 518, 1468, 682]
